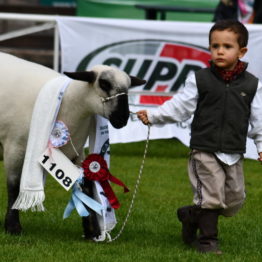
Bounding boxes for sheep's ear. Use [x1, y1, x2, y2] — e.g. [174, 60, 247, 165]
[129, 75, 146, 87]
[64, 71, 97, 83]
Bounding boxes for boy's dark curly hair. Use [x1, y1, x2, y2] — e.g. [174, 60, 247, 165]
[209, 20, 249, 48]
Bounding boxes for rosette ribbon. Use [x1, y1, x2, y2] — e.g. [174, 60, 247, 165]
[82, 154, 129, 209]
[50, 121, 70, 148]
[63, 175, 103, 219]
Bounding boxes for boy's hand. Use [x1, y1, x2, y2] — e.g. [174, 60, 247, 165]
[258, 152, 262, 163]
[136, 110, 151, 125]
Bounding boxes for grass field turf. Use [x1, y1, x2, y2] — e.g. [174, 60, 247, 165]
[0, 138, 262, 261]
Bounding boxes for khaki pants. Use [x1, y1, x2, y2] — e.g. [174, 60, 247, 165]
[188, 150, 245, 217]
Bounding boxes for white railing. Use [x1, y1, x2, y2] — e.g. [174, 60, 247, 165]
[0, 12, 62, 71]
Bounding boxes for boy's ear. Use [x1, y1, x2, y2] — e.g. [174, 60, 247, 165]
[239, 47, 248, 58]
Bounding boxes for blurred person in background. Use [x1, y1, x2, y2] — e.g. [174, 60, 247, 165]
[213, 0, 262, 23]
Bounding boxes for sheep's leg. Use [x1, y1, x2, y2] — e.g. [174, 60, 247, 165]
[3, 144, 23, 234]
[5, 175, 22, 234]
[71, 151, 101, 239]
[81, 180, 101, 239]
[82, 210, 101, 239]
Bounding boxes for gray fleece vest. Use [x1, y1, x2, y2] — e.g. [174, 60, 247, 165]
[190, 67, 258, 154]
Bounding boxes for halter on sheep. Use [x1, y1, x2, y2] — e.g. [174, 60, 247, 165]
[0, 52, 146, 236]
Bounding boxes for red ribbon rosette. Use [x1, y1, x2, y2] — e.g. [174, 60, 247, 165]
[82, 154, 129, 209]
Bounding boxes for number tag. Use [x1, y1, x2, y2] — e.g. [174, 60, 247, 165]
[39, 148, 81, 191]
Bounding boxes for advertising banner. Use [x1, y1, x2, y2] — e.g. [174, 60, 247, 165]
[57, 17, 262, 159]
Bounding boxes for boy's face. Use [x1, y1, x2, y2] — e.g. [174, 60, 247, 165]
[209, 29, 247, 70]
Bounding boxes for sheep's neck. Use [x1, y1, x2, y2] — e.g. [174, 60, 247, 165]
[56, 83, 95, 157]
[57, 83, 92, 129]
[60, 82, 93, 116]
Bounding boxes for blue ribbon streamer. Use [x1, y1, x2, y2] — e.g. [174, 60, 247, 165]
[63, 179, 103, 219]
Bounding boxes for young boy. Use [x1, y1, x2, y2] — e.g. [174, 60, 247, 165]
[137, 20, 262, 254]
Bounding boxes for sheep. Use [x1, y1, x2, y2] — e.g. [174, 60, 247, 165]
[0, 51, 145, 236]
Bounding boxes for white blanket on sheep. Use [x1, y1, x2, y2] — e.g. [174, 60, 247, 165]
[12, 76, 71, 211]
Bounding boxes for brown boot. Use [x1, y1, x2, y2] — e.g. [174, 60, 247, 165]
[177, 205, 200, 245]
[196, 208, 222, 254]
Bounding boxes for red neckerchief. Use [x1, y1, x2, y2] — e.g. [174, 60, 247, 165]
[214, 60, 246, 82]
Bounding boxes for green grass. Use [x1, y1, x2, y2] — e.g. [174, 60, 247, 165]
[0, 139, 262, 261]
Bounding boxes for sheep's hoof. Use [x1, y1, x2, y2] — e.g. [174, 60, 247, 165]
[5, 224, 22, 235]
[4, 220, 22, 235]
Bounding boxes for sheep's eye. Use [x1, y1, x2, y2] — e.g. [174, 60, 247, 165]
[99, 79, 112, 94]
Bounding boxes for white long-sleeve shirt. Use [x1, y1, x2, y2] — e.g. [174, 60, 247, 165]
[147, 73, 262, 165]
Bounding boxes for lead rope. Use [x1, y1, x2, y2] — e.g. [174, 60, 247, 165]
[107, 117, 151, 243]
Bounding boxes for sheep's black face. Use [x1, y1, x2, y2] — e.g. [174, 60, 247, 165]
[109, 94, 129, 129]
